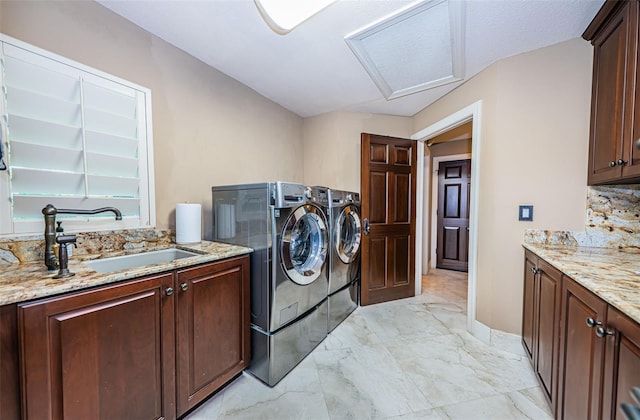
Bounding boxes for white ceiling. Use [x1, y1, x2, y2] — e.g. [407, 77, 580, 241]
[97, 0, 604, 118]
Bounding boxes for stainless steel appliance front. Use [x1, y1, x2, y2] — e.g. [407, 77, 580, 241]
[327, 189, 361, 331]
[212, 182, 329, 386]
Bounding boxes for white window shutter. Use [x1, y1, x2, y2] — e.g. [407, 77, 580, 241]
[0, 36, 155, 235]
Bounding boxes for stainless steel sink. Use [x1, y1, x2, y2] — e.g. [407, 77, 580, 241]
[84, 248, 201, 273]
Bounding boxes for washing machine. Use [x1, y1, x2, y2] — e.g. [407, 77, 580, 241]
[326, 189, 361, 332]
[212, 182, 329, 386]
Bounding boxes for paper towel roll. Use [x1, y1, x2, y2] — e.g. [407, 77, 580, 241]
[176, 203, 201, 244]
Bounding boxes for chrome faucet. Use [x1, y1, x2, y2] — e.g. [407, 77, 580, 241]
[42, 204, 123, 271]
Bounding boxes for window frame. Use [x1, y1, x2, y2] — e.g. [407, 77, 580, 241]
[0, 34, 156, 236]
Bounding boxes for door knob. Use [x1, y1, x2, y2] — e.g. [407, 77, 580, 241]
[363, 218, 370, 235]
[165, 287, 174, 296]
[617, 159, 628, 166]
[180, 282, 189, 292]
[609, 161, 617, 167]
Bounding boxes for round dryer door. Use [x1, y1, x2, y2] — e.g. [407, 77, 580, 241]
[280, 204, 328, 285]
[335, 205, 361, 264]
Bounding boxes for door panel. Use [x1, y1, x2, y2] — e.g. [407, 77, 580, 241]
[361, 133, 416, 305]
[522, 252, 537, 360]
[436, 159, 470, 271]
[176, 257, 251, 416]
[19, 273, 175, 420]
[369, 172, 387, 223]
[392, 235, 410, 286]
[588, 2, 630, 184]
[368, 237, 387, 289]
[536, 260, 562, 407]
[558, 277, 607, 420]
[602, 306, 640, 420]
[443, 227, 460, 260]
[394, 173, 410, 222]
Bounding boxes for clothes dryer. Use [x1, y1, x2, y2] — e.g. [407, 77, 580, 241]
[212, 182, 329, 386]
[326, 189, 361, 331]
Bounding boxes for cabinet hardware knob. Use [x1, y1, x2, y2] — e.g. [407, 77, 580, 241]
[617, 159, 628, 166]
[609, 161, 617, 167]
[586, 317, 602, 328]
[363, 218, 370, 235]
[530, 267, 539, 275]
[636, 138, 640, 150]
[180, 282, 188, 292]
[165, 287, 174, 296]
[595, 326, 614, 338]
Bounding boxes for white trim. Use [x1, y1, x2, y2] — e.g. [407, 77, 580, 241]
[412, 100, 483, 339]
[430, 153, 471, 269]
[0, 34, 150, 93]
[415, 140, 425, 296]
[471, 319, 491, 345]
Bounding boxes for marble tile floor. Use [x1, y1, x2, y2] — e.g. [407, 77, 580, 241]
[185, 269, 550, 420]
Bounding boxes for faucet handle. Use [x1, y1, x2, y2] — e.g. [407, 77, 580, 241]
[53, 234, 77, 279]
[56, 234, 77, 248]
[56, 221, 64, 233]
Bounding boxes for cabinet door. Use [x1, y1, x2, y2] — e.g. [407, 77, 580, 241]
[522, 250, 537, 361]
[557, 277, 607, 420]
[0, 304, 20, 420]
[587, 1, 633, 184]
[536, 259, 562, 411]
[19, 273, 176, 420]
[602, 307, 640, 419]
[626, 1, 640, 179]
[175, 256, 250, 416]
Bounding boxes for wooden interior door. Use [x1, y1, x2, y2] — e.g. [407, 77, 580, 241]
[360, 133, 417, 305]
[436, 159, 470, 271]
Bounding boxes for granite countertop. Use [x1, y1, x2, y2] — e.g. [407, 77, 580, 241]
[0, 241, 252, 306]
[523, 243, 640, 325]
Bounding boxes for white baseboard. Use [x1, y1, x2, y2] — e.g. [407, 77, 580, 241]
[469, 319, 491, 345]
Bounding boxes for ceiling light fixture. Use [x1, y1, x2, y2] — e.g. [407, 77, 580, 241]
[254, 0, 337, 35]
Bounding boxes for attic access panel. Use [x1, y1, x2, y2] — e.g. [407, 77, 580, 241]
[345, 0, 464, 100]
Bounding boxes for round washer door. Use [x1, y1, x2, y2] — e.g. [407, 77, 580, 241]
[334, 205, 361, 264]
[280, 204, 328, 285]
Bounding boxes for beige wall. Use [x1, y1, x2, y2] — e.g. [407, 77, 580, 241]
[0, 0, 304, 240]
[430, 139, 472, 158]
[1, 1, 595, 335]
[414, 38, 592, 334]
[302, 112, 412, 191]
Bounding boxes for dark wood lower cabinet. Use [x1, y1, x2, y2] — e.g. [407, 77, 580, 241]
[521, 251, 562, 415]
[176, 256, 250, 416]
[15, 255, 250, 420]
[521, 251, 537, 360]
[1, 304, 21, 420]
[602, 307, 640, 420]
[524, 249, 640, 420]
[557, 276, 608, 420]
[19, 273, 177, 420]
[535, 259, 562, 409]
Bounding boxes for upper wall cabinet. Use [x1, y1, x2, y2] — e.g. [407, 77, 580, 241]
[583, 0, 640, 185]
[0, 35, 155, 235]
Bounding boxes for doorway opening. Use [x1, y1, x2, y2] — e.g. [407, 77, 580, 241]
[412, 100, 487, 342]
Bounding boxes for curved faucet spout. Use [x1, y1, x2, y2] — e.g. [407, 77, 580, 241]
[57, 207, 123, 220]
[42, 204, 123, 270]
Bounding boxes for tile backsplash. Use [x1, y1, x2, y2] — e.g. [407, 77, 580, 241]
[0, 229, 173, 264]
[525, 185, 640, 249]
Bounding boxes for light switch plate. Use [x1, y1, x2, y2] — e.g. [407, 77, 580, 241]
[519, 205, 533, 222]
